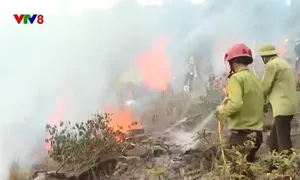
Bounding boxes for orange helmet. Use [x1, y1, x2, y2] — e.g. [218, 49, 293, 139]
[224, 43, 253, 64]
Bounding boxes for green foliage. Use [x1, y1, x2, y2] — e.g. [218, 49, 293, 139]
[45, 113, 133, 164]
[197, 133, 299, 180]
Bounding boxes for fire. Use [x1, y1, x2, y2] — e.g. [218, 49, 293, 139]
[44, 95, 69, 150]
[279, 38, 286, 58]
[136, 36, 171, 91]
[105, 106, 141, 133]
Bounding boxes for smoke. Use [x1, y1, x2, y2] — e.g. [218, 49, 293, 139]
[178, 0, 292, 74]
[0, 0, 296, 177]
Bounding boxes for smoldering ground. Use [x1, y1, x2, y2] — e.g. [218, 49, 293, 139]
[0, 0, 295, 177]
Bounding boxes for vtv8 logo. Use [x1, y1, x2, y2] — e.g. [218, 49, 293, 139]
[13, 14, 44, 24]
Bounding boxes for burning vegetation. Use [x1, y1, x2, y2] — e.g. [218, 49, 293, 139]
[22, 82, 300, 180]
[45, 113, 126, 163]
[7, 1, 300, 180]
[20, 34, 300, 180]
[12, 37, 300, 180]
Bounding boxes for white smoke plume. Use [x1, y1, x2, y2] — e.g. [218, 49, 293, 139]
[0, 0, 297, 177]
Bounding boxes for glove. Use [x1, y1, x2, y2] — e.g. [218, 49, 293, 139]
[215, 105, 224, 117]
[216, 105, 223, 112]
[215, 105, 224, 121]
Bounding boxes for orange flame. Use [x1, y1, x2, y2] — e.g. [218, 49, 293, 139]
[44, 95, 68, 150]
[105, 106, 141, 133]
[136, 36, 171, 91]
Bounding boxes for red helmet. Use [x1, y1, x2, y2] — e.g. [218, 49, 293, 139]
[224, 43, 253, 63]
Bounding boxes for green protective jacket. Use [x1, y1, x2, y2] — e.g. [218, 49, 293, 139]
[218, 68, 264, 131]
[261, 57, 298, 117]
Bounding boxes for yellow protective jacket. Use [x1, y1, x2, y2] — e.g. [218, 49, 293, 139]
[261, 57, 298, 117]
[218, 68, 264, 131]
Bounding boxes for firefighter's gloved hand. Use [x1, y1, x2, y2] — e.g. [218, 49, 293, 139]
[216, 105, 224, 114]
[215, 105, 224, 119]
[215, 105, 227, 124]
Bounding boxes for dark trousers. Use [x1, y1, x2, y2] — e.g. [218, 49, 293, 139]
[268, 115, 293, 153]
[229, 130, 263, 162]
[183, 72, 194, 91]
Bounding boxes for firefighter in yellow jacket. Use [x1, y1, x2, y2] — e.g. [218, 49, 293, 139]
[259, 44, 298, 155]
[115, 69, 142, 106]
[216, 43, 264, 162]
[183, 56, 197, 92]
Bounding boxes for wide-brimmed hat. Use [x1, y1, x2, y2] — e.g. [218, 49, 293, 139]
[258, 44, 278, 56]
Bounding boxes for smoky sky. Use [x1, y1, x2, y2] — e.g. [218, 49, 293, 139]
[0, 0, 296, 177]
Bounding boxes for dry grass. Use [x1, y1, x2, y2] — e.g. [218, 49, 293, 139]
[8, 159, 28, 180]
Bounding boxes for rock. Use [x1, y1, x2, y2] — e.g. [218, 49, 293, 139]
[124, 146, 149, 157]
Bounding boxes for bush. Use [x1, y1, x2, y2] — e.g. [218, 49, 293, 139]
[197, 133, 299, 180]
[45, 113, 136, 164]
[43, 101, 300, 179]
